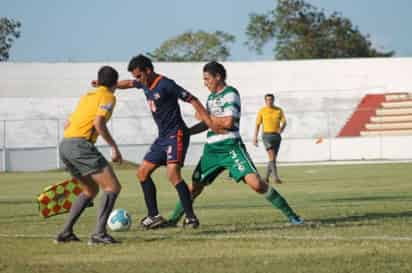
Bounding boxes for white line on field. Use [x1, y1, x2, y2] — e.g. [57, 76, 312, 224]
[0, 233, 411, 242]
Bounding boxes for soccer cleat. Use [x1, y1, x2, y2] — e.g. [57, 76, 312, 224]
[160, 220, 178, 228]
[182, 217, 200, 229]
[140, 215, 167, 229]
[88, 233, 120, 245]
[54, 231, 81, 244]
[275, 178, 283, 184]
[288, 215, 304, 225]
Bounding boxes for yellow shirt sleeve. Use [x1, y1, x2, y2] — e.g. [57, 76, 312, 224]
[256, 109, 263, 125]
[96, 94, 116, 119]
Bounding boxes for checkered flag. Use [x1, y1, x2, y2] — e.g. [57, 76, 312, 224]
[37, 178, 90, 218]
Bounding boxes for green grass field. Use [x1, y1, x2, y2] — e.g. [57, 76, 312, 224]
[0, 163, 411, 273]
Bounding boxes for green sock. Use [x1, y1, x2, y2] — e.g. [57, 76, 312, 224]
[264, 187, 296, 218]
[168, 201, 185, 223]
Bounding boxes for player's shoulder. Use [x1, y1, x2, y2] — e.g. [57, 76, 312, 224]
[223, 86, 239, 96]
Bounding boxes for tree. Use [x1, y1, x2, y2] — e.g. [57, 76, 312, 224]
[0, 17, 21, 61]
[245, 0, 394, 60]
[149, 30, 235, 62]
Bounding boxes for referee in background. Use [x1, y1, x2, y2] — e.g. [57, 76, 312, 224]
[253, 93, 286, 184]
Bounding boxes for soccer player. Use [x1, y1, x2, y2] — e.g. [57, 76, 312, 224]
[253, 94, 286, 184]
[56, 66, 122, 245]
[167, 61, 303, 226]
[116, 55, 219, 229]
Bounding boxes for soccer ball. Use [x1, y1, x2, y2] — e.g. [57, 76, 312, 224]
[107, 209, 132, 232]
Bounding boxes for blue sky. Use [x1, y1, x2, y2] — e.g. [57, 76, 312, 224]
[2, 0, 412, 62]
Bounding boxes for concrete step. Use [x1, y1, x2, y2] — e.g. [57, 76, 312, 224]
[381, 100, 412, 108]
[360, 129, 412, 136]
[385, 93, 412, 101]
[376, 107, 412, 116]
[365, 122, 412, 130]
[370, 115, 412, 123]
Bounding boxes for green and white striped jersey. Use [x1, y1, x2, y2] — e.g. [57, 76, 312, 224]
[206, 86, 241, 144]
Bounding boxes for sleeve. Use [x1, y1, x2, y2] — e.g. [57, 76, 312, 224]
[256, 109, 263, 125]
[133, 80, 143, 89]
[96, 94, 116, 118]
[172, 81, 196, 103]
[221, 92, 241, 118]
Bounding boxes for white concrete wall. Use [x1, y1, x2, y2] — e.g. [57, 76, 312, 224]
[1, 58, 411, 171]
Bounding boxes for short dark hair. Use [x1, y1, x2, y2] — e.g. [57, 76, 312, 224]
[128, 54, 154, 72]
[265, 93, 274, 100]
[97, 66, 119, 88]
[203, 61, 226, 81]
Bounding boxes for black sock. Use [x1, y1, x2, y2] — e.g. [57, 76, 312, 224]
[62, 193, 92, 234]
[175, 181, 195, 219]
[140, 177, 159, 217]
[95, 191, 118, 235]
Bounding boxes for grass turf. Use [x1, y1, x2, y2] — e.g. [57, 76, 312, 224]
[0, 162, 411, 273]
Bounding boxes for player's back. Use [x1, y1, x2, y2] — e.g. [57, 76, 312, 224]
[64, 86, 116, 143]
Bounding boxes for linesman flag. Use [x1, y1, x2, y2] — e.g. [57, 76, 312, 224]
[37, 178, 85, 218]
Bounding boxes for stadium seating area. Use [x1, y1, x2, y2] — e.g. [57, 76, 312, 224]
[338, 92, 412, 136]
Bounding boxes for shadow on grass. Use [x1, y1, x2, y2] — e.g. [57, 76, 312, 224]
[325, 195, 412, 203]
[312, 210, 412, 225]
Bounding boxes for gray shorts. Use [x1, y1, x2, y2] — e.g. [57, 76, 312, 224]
[59, 138, 108, 179]
[262, 133, 282, 154]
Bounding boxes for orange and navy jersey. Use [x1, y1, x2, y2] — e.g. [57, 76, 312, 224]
[133, 75, 195, 137]
[64, 86, 116, 143]
[256, 106, 285, 133]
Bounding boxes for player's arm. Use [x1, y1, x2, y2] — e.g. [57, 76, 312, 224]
[190, 98, 225, 134]
[253, 110, 263, 146]
[188, 122, 208, 135]
[211, 116, 235, 131]
[93, 116, 122, 163]
[91, 79, 136, 89]
[279, 109, 287, 134]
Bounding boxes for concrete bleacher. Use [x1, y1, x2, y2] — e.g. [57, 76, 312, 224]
[361, 93, 412, 136]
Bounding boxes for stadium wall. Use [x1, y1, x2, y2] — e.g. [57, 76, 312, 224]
[1, 58, 412, 171]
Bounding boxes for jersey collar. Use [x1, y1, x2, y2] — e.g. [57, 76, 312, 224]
[149, 75, 163, 91]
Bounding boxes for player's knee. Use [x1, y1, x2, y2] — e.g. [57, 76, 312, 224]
[137, 166, 148, 182]
[83, 185, 99, 198]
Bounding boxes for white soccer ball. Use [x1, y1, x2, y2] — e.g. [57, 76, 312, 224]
[107, 209, 132, 232]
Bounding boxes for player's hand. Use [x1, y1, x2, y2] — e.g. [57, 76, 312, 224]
[111, 146, 123, 164]
[91, 80, 98, 87]
[252, 137, 258, 147]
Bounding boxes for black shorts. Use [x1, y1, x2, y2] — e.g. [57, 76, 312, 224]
[262, 133, 282, 154]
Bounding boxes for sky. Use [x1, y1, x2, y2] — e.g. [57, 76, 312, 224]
[2, 0, 412, 62]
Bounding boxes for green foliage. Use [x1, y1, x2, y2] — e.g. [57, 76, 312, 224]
[246, 0, 394, 59]
[149, 30, 235, 62]
[0, 17, 21, 61]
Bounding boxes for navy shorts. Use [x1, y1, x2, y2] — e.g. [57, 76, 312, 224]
[144, 129, 190, 166]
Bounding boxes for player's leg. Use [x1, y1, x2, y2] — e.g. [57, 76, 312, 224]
[243, 173, 302, 224]
[229, 141, 302, 224]
[137, 160, 166, 228]
[166, 129, 199, 227]
[167, 145, 224, 226]
[262, 133, 274, 182]
[266, 148, 274, 182]
[167, 181, 205, 226]
[89, 164, 122, 244]
[56, 174, 97, 243]
[272, 133, 282, 183]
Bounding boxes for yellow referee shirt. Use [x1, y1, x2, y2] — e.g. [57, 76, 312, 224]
[64, 86, 116, 143]
[256, 106, 285, 133]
